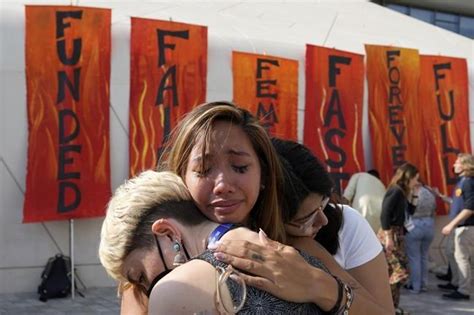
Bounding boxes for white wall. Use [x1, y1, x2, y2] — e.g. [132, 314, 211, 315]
[1, 0, 473, 293]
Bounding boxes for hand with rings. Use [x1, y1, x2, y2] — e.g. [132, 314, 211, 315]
[207, 229, 336, 308]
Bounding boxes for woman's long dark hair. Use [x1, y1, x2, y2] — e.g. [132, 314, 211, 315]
[388, 162, 419, 196]
[272, 138, 343, 255]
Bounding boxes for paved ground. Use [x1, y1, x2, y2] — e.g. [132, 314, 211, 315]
[0, 287, 120, 315]
[399, 272, 473, 315]
[0, 272, 472, 314]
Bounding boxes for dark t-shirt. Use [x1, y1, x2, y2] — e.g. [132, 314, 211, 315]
[450, 176, 474, 226]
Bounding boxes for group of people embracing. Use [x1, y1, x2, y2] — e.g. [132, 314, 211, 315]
[98, 101, 395, 314]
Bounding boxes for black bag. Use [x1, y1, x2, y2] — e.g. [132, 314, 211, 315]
[38, 254, 72, 302]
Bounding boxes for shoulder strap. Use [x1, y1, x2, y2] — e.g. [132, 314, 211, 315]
[207, 223, 242, 247]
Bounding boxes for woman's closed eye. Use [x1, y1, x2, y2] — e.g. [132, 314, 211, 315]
[294, 209, 318, 224]
[232, 165, 249, 174]
[193, 167, 210, 177]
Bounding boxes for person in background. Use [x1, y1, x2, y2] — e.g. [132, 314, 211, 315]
[404, 182, 451, 294]
[378, 162, 419, 314]
[439, 153, 474, 301]
[342, 169, 386, 232]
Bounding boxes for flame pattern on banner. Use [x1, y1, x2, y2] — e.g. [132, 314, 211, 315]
[129, 18, 207, 177]
[304, 45, 365, 193]
[419, 55, 471, 215]
[232, 51, 298, 140]
[24, 6, 111, 222]
[365, 44, 423, 186]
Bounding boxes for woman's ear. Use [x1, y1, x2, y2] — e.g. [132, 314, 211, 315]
[151, 219, 182, 242]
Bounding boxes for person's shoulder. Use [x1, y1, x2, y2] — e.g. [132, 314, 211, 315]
[464, 177, 474, 187]
[149, 260, 220, 314]
[366, 174, 385, 187]
[340, 205, 371, 235]
[386, 185, 403, 196]
[222, 226, 260, 244]
[342, 205, 364, 219]
[339, 205, 382, 268]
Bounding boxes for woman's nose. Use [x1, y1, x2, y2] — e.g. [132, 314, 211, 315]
[212, 172, 235, 195]
[313, 211, 328, 228]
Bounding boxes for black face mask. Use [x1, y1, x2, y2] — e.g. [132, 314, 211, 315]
[146, 235, 190, 298]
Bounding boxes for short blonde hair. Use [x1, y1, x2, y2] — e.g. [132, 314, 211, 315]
[458, 153, 474, 177]
[159, 101, 287, 243]
[98, 171, 194, 282]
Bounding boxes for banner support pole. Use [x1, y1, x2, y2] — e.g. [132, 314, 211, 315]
[70, 219, 75, 300]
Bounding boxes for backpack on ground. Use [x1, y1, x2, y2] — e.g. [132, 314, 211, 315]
[38, 254, 72, 302]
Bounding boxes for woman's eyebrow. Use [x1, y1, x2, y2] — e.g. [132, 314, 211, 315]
[190, 153, 211, 162]
[227, 149, 251, 156]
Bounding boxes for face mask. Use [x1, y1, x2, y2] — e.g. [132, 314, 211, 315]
[146, 235, 190, 298]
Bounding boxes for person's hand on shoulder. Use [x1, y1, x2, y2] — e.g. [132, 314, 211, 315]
[208, 229, 338, 311]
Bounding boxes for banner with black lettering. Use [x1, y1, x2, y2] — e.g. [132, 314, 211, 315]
[365, 45, 423, 185]
[232, 51, 298, 140]
[24, 6, 111, 222]
[304, 45, 365, 193]
[129, 18, 207, 176]
[420, 55, 471, 214]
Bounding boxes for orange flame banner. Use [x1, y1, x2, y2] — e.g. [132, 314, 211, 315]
[304, 45, 365, 193]
[365, 45, 424, 185]
[24, 6, 111, 222]
[129, 18, 207, 177]
[419, 55, 471, 214]
[232, 51, 298, 140]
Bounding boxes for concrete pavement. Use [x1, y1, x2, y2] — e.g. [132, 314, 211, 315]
[0, 271, 472, 314]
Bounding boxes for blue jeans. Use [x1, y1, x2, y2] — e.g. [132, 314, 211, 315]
[405, 217, 435, 292]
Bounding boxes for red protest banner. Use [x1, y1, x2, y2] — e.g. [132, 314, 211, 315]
[419, 55, 471, 214]
[304, 45, 365, 193]
[365, 44, 423, 185]
[24, 6, 111, 222]
[233, 51, 298, 140]
[129, 18, 207, 177]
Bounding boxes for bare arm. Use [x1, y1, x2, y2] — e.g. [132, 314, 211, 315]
[346, 252, 394, 314]
[290, 236, 393, 315]
[442, 209, 474, 235]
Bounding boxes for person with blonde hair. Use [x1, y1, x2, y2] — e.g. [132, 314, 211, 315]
[99, 170, 328, 314]
[439, 153, 474, 300]
[377, 162, 419, 314]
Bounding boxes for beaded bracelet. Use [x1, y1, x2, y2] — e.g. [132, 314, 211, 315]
[327, 276, 343, 314]
[337, 282, 354, 315]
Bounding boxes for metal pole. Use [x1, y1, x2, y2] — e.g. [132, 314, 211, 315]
[70, 219, 75, 299]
